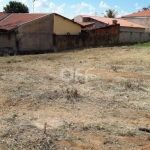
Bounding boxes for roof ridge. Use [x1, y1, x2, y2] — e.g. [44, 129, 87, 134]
[0, 13, 12, 22]
[0, 13, 49, 31]
[122, 10, 150, 18]
[85, 16, 147, 28]
[16, 14, 49, 28]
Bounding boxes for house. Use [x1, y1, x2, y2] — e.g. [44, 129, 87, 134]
[74, 15, 147, 32]
[74, 15, 150, 44]
[121, 10, 150, 32]
[0, 13, 81, 55]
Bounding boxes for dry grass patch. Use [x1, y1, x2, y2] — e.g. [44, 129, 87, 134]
[0, 46, 150, 149]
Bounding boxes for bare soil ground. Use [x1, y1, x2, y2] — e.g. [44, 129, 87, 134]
[0, 46, 150, 150]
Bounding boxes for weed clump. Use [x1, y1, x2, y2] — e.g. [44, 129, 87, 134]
[65, 87, 81, 103]
[147, 135, 150, 141]
[7, 59, 21, 64]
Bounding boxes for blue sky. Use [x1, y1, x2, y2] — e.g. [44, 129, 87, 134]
[0, 0, 149, 18]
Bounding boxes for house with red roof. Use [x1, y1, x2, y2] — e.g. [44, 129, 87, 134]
[74, 15, 147, 32]
[0, 12, 150, 55]
[73, 15, 150, 44]
[121, 10, 150, 32]
[0, 13, 81, 55]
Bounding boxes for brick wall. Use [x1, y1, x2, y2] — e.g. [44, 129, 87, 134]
[54, 24, 120, 51]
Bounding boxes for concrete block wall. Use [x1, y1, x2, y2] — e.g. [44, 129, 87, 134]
[141, 33, 150, 42]
[0, 32, 17, 55]
[17, 14, 54, 52]
[119, 31, 150, 43]
[123, 18, 150, 31]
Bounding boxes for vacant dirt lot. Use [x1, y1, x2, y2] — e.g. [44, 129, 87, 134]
[0, 46, 150, 150]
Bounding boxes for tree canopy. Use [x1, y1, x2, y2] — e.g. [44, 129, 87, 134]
[103, 9, 117, 18]
[3, 1, 29, 13]
[141, 5, 150, 11]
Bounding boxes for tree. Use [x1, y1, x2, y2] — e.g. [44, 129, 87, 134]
[3, 1, 29, 13]
[141, 5, 150, 11]
[103, 9, 117, 18]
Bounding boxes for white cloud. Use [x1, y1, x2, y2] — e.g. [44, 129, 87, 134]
[118, 10, 130, 17]
[18, 0, 65, 14]
[19, 0, 31, 7]
[99, 1, 109, 8]
[35, 0, 49, 8]
[31, 0, 65, 14]
[81, 2, 95, 11]
[71, 2, 95, 14]
[19, 0, 29, 4]
[0, 4, 3, 12]
[49, 3, 65, 14]
[135, 3, 141, 10]
[114, 5, 120, 9]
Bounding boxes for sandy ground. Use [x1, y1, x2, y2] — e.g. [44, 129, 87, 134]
[0, 46, 150, 150]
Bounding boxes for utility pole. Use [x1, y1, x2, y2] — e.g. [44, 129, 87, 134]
[33, 0, 36, 13]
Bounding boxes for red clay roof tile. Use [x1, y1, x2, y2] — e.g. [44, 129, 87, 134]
[76, 22, 94, 26]
[0, 13, 48, 31]
[122, 10, 150, 18]
[0, 12, 10, 21]
[81, 16, 147, 29]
